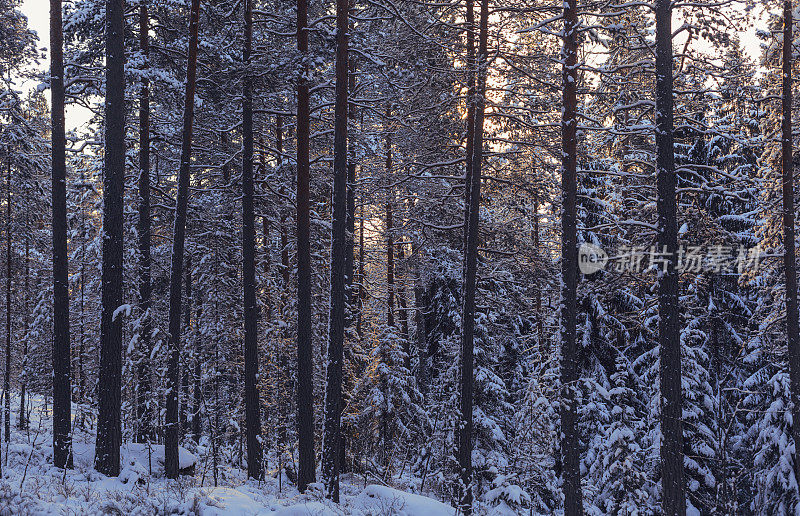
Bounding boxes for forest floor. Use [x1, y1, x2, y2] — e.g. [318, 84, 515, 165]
[0, 394, 457, 515]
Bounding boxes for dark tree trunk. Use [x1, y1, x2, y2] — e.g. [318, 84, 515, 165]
[278, 116, 290, 300]
[165, 0, 201, 479]
[346, 58, 357, 327]
[50, 0, 72, 471]
[18, 233, 28, 431]
[76, 173, 86, 428]
[340, 51, 357, 478]
[181, 256, 192, 432]
[96, 0, 126, 476]
[192, 304, 203, 443]
[655, 0, 686, 512]
[296, 0, 316, 491]
[386, 121, 395, 332]
[136, 0, 154, 445]
[397, 243, 410, 370]
[276, 116, 291, 483]
[242, 0, 264, 480]
[463, 0, 475, 248]
[559, 0, 583, 513]
[356, 201, 365, 338]
[457, 0, 488, 511]
[5, 157, 12, 443]
[414, 244, 428, 396]
[19, 215, 28, 431]
[782, 0, 800, 495]
[322, 0, 349, 500]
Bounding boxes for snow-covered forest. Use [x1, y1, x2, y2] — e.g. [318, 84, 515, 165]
[0, 0, 798, 513]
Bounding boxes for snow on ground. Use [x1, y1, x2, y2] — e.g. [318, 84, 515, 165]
[0, 394, 456, 515]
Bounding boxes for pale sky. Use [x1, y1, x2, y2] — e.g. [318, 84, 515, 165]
[21, 0, 94, 132]
[17, 0, 769, 135]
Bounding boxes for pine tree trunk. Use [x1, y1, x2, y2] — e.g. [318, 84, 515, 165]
[165, 0, 201, 479]
[357, 201, 365, 338]
[655, 0, 686, 512]
[341, 53, 357, 476]
[397, 243, 410, 370]
[559, 0, 583, 513]
[50, 0, 72, 472]
[463, 0, 475, 248]
[276, 116, 291, 482]
[457, 0, 488, 512]
[322, 0, 349, 499]
[386, 120, 395, 332]
[77, 185, 86, 424]
[136, 0, 154, 445]
[346, 59, 357, 326]
[414, 247, 428, 396]
[192, 303, 203, 443]
[181, 256, 192, 432]
[296, 0, 316, 490]
[95, 0, 127, 477]
[242, 0, 264, 480]
[18, 215, 28, 431]
[5, 157, 12, 443]
[17, 223, 31, 430]
[782, 0, 800, 493]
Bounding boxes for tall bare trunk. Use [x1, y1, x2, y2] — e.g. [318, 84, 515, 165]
[50, 0, 72, 471]
[5, 156, 12, 443]
[242, 0, 264, 480]
[18, 212, 28, 430]
[296, 0, 316, 490]
[457, 0, 488, 511]
[95, 0, 127, 476]
[322, 0, 349, 499]
[782, 0, 800, 497]
[386, 118, 395, 332]
[559, 0, 583, 513]
[165, 0, 201, 479]
[136, 0, 154, 445]
[655, 0, 686, 512]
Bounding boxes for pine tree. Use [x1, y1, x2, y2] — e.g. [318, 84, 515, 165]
[164, 0, 201, 479]
[49, 0, 72, 471]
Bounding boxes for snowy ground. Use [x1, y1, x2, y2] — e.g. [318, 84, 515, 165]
[0, 394, 457, 515]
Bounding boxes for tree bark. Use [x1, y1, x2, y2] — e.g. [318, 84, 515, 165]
[165, 0, 201, 479]
[559, 0, 583, 513]
[296, 0, 316, 491]
[782, 0, 800, 496]
[463, 0, 475, 248]
[5, 156, 12, 443]
[95, 0, 127, 477]
[655, 0, 686, 512]
[19, 217, 28, 431]
[181, 256, 192, 432]
[136, 0, 154, 445]
[192, 303, 203, 443]
[386, 118, 395, 332]
[357, 201, 365, 338]
[50, 0, 72, 471]
[397, 242, 410, 370]
[457, 0, 488, 511]
[323, 0, 349, 499]
[346, 58, 357, 329]
[242, 0, 264, 480]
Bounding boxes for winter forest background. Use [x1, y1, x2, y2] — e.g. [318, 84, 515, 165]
[1, 0, 799, 513]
